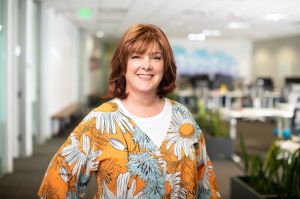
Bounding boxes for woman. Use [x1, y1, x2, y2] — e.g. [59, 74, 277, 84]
[38, 24, 220, 199]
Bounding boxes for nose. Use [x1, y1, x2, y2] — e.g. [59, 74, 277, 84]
[142, 57, 152, 70]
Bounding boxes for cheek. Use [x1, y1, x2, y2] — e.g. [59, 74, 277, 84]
[158, 65, 164, 78]
[125, 65, 137, 76]
[126, 60, 138, 73]
[156, 62, 164, 72]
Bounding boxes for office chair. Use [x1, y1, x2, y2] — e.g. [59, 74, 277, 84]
[292, 108, 300, 136]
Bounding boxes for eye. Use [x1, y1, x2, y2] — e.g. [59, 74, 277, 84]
[153, 56, 162, 60]
[131, 54, 141, 59]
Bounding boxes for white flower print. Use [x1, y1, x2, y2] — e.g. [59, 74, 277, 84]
[165, 172, 187, 199]
[199, 164, 213, 190]
[165, 133, 196, 160]
[60, 166, 69, 183]
[83, 102, 134, 134]
[109, 138, 126, 151]
[85, 144, 102, 175]
[101, 172, 143, 199]
[197, 141, 208, 166]
[165, 105, 200, 160]
[153, 150, 167, 174]
[60, 133, 102, 178]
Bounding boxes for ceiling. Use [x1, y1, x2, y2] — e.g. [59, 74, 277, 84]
[40, 0, 300, 41]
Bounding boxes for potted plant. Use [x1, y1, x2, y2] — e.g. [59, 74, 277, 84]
[195, 100, 233, 160]
[231, 134, 300, 199]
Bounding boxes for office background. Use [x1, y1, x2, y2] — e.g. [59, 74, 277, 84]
[1, 0, 300, 198]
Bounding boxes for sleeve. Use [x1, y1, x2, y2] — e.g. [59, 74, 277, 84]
[37, 121, 103, 199]
[195, 131, 220, 199]
[180, 103, 220, 199]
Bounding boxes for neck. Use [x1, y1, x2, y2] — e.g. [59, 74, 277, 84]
[124, 92, 161, 107]
[120, 92, 164, 117]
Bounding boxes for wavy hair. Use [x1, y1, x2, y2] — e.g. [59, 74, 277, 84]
[105, 24, 177, 99]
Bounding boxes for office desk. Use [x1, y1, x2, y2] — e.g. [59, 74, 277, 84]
[175, 88, 197, 110]
[209, 90, 281, 109]
[261, 91, 281, 108]
[209, 90, 246, 108]
[220, 108, 294, 139]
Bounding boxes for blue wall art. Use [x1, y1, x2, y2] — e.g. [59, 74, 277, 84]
[172, 45, 239, 78]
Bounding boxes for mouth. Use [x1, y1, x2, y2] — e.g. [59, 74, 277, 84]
[137, 74, 154, 80]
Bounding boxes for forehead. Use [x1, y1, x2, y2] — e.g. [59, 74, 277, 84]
[129, 40, 162, 55]
[148, 42, 162, 53]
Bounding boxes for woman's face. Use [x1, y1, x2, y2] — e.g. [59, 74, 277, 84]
[125, 42, 164, 97]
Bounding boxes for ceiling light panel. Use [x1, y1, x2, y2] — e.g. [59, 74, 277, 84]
[39, 0, 300, 40]
[228, 22, 251, 29]
[264, 14, 289, 21]
[102, 0, 132, 9]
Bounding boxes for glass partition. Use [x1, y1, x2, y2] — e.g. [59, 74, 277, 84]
[32, 1, 38, 143]
[0, 0, 7, 175]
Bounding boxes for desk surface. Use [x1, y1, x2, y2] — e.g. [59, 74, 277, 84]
[209, 90, 245, 98]
[220, 107, 294, 119]
[175, 88, 194, 97]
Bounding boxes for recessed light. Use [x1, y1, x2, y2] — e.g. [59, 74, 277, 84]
[228, 22, 250, 29]
[0, 25, 2, 32]
[15, 45, 21, 57]
[50, 47, 62, 60]
[264, 13, 289, 21]
[96, 30, 104, 38]
[202, 29, 221, 37]
[188, 33, 206, 41]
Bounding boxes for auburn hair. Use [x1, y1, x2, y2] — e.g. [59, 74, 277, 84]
[105, 24, 177, 99]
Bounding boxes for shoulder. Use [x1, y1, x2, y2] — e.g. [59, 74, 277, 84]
[167, 98, 202, 135]
[81, 99, 135, 134]
[92, 99, 119, 113]
[168, 98, 193, 115]
[80, 99, 120, 127]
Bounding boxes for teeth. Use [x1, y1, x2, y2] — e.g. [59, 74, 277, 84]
[138, 74, 153, 77]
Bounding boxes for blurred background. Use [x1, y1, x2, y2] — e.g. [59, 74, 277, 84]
[1, 0, 300, 198]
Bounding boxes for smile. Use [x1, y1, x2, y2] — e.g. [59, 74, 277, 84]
[137, 74, 154, 80]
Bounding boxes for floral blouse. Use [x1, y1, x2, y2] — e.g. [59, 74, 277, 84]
[38, 99, 220, 199]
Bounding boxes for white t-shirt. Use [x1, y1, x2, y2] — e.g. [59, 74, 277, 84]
[114, 98, 172, 147]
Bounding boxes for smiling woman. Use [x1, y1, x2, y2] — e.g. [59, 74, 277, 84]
[38, 24, 220, 199]
[125, 42, 164, 100]
[107, 24, 176, 100]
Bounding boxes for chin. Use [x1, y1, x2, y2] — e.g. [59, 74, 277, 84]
[135, 87, 157, 94]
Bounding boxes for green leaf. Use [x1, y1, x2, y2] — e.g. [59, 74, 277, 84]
[239, 133, 249, 175]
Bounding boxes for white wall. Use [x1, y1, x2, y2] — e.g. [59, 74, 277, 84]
[253, 35, 300, 89]
[169, 38, 253, 84]
[77, 29, 94, 102]
[45, 7, 101, 116]
[89, 38, 106, 95]
[46, 7, 80, 115]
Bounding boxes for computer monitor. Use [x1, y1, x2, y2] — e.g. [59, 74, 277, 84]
[256, 77, 274, 91]
[284, 77, 300, 88]
[190, 74, 211, 88]
[212, 74, 234, 91]
[285, 77, 300, 86]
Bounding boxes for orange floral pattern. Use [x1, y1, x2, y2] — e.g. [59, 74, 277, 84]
[38, 99, 219, 199]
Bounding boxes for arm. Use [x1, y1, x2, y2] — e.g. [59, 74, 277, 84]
[38, 122, 102, 199]
[195, 132, 220, 199]
[179, 103, 220, 199]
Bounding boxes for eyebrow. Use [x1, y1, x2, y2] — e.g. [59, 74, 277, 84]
[150, 52, 162, 55]
[131, 51, 162, 55]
